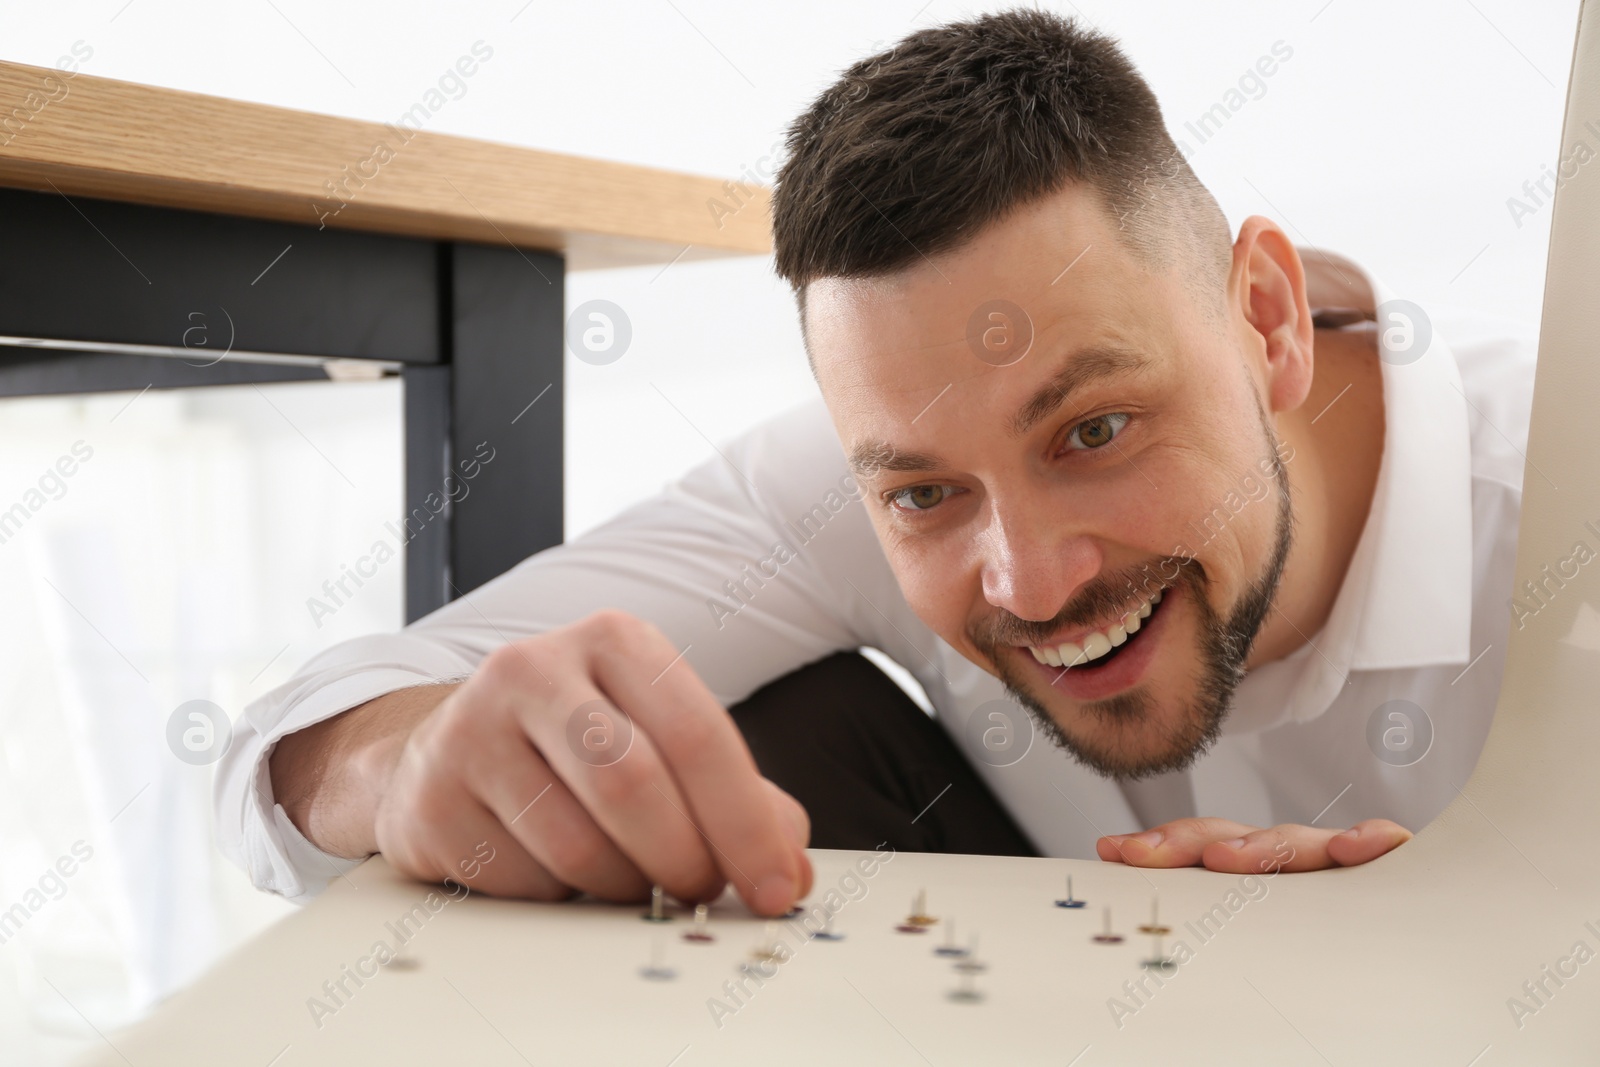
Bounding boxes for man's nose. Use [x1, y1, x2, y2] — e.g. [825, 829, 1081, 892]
[978, 506, 1102, 623]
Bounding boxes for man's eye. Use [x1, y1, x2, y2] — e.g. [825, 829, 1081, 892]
[1066, 412, 1130, 450]
[888, 484, 953, 513]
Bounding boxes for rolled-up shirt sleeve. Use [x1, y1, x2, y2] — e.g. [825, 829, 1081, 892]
[215, 397, 928, 901]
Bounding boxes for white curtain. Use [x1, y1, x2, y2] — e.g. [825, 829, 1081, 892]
[0, 379, 403, 1064]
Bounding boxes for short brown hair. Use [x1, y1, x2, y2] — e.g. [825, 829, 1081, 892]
[772, 9, 1230, 318]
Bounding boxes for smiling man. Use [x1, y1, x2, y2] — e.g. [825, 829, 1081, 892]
[779, 19, 1408, 868]
[225, 10, 1534, 913]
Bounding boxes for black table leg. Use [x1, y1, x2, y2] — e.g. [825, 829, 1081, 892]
[402, 242, 565, 622]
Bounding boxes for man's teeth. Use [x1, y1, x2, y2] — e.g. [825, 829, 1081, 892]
[1028, 587, 1163, 668]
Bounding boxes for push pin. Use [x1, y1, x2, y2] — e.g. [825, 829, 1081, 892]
[896, 889, 939, 933]
[953, 934, 985, 972]
[750, 922, 785, 963]
[1137, 897, 1171, 936]
[934, 918, 969, 958]
[948, 935, 988, 1003]
[810, 911, 845, 941]
[1141, 933, 1177, 974]
[683, 903, 714, 943]
[641, 884, 673, 923]
[638, 933, 676, 981]
[1092, 906, 1124, 944]
[1053, 875, 1086, 909]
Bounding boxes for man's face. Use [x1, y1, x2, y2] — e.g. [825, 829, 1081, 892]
[807, 185, 1293, 779]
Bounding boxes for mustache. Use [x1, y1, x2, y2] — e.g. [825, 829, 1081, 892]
[972, 555, 1201, 649]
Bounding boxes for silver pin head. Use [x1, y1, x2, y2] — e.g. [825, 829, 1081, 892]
[642, 884, 673, 923]
[683, 902, 713, 943]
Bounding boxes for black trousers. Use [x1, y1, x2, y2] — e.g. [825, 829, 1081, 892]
[728, 650, 1039, 858]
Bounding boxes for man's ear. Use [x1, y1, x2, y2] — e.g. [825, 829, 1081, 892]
[1228, 215, 1315, 416]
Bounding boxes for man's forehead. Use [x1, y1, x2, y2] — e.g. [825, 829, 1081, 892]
[805, 183, 1133, 322]
[805, 214, 1153, 389]
[799, 186, 1190, 472]
[810, 256, 1166, 452]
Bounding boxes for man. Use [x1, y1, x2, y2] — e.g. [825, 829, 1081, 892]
[219, 10, 1533, 919]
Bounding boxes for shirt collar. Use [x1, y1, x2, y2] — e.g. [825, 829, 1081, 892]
[1347, 268, 1475, 673]
[1223, 259, 1476, 733]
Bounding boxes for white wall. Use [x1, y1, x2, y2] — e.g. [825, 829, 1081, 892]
[3, 0, 1577, 535]
[0, 1, 1580, 1061]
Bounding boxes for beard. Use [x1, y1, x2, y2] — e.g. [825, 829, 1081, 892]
[972, 410, 1295, 781]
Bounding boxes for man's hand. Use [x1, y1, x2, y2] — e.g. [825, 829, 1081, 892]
[1095, 817, 1411, 873]
[270, 609, 814, 917]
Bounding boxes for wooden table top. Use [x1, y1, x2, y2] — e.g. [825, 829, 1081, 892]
[0, 59, 772, 271]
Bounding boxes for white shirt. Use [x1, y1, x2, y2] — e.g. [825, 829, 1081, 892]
[216, 264, 1538, 903]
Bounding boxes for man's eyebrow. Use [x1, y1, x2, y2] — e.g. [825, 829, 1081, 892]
[847, 441, 942, 479]
[846, 342, 1152, 480]
[1009, 342, 1151, 438]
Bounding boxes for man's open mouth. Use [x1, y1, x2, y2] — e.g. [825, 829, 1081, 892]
[1023, 585, 1168, 672]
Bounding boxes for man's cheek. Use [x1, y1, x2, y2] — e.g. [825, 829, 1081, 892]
[901, 576, 971, 661]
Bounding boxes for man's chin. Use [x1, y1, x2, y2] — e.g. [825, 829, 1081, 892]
[999, 672, 1225, 781]
[963, 553, 1255, 781]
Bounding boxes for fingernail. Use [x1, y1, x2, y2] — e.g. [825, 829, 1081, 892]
[1339, 826, 1361, 840]
[1129, 831, 1163, 848]
[1221, 837, 1246, 849]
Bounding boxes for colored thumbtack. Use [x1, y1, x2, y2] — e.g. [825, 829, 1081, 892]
[1054, 875, 1086, 909]
[934, 918, 970, 958]
[1142, 933, 1177, 974]
[948, 934, 988, 1003]
[1092, 906, 1124, 944]
[897, 888, 939, 933]
[811, 912, 845, 941]
[1137, 896, 1171, 936]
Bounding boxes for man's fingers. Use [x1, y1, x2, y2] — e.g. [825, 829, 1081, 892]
[392, 611, 808, 917]
[401, 666, 660, 902]
[759, 778, 815, 899]
[471, 630, 727, 907]
[1098, 816, 1413, 872]
[1200, 819, 1413, 873]
[376, 772, 573, 902]
[576, 612, 807, 916]
[465, 732, 653, 903]
[431, 806, 577, 900]
[518, 683, 728, 904]
[1096, 818, 1262, 868]
[1198, 824, 1340, 873]
[1324, 818, 1412, 866]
